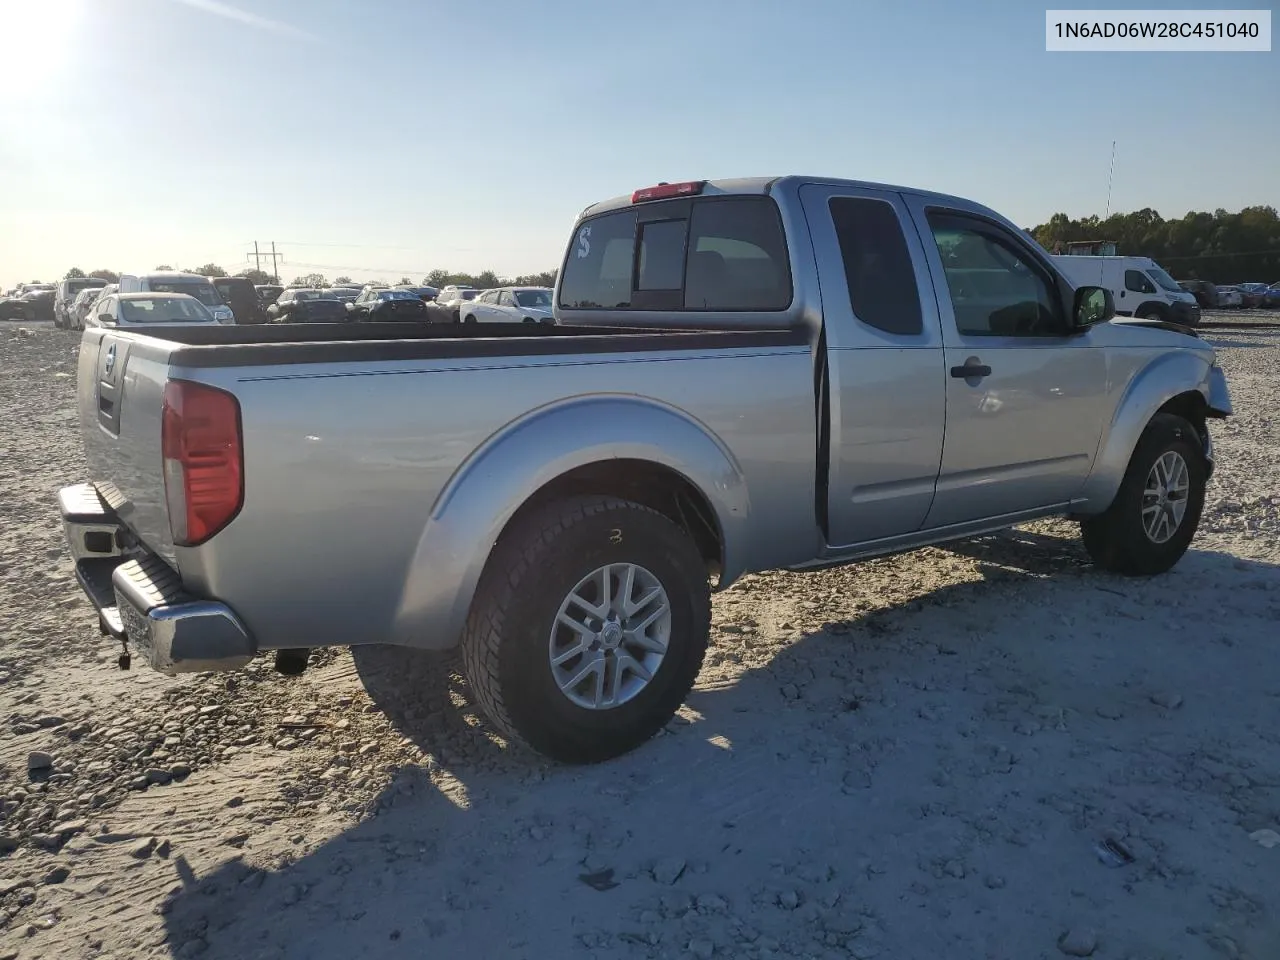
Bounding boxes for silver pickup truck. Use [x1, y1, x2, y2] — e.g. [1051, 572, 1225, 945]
[60, 175, 1233, 763]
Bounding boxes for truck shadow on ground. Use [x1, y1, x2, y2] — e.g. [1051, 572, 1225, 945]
[160, 528, 1280, 959]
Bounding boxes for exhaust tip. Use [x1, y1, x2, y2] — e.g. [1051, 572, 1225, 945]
[274, 648, 310, 676]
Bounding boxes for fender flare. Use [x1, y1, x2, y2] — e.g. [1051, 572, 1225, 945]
[1075, 351, 1213, 512]
[390, 394, 750, 649]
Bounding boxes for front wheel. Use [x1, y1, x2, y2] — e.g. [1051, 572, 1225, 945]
[461, 495, 711, 764]
[1080, 413, 1207, 575]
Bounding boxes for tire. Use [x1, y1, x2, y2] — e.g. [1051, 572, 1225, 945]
[1080, 413, 1207, 576]
[461, 495, 711, 764]
[1136, 307, 1164, 322]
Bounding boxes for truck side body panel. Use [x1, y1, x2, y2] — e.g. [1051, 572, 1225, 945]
[153, 344, 816, 652]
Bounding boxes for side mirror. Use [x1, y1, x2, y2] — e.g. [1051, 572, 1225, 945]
[1073, 285, 1113, 328]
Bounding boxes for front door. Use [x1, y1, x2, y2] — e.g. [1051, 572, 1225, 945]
[905, 201, 1110, 529]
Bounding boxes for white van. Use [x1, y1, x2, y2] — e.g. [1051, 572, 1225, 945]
[118, 271, 234, 323]
[1052, 255, 1200, 328]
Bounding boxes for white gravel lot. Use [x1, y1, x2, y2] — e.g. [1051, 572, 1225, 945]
[1, 316, 1278, 960]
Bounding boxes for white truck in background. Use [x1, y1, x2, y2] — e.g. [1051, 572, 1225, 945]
[1054, 255, 1201, 328]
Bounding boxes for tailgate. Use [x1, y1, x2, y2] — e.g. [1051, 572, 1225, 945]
[77, 327, 179, 565]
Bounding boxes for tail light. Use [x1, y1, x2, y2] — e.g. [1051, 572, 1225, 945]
[162, 380, 243, 546]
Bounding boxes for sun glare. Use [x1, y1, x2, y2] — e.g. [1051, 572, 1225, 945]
[0, 0, 87, 86]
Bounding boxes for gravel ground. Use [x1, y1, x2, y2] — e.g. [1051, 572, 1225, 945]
[1, 317, 1278, 960]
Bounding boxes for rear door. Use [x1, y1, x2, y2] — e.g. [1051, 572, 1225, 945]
[904, 199, 1109, 528]
[798, 184, 947, 546]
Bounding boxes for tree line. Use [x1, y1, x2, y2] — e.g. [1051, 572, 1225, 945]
[47, 204, 1279, 290]
[51, 265, 559, 291]
[1031, 204, 1280, 284]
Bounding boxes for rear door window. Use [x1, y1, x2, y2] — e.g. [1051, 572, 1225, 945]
[828, 197, 923, 335]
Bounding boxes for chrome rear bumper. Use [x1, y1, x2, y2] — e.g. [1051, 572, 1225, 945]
[59, 483, 256, 674]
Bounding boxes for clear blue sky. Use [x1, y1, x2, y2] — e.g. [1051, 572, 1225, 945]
[1, 0, 1276, 289]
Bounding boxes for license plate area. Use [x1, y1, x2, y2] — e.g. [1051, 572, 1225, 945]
[116, 592, 154, 664]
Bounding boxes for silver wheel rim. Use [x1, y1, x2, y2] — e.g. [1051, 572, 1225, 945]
[548, 563, 671, 710]
[1142, 450, 1190, 544]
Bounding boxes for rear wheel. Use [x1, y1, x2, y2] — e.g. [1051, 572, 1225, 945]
[1137, 306, 1165, 322]
[461, 495, 711, 763]
[1081, 413, 1206, 575]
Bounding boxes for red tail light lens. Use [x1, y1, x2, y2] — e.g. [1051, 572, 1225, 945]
[162, 380, 243, 546]
[631, 180, 706, 203]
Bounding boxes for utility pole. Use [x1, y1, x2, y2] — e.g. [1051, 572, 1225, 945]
[246, 242, 283, 283]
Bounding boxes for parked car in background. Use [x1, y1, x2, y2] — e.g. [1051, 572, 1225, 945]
[347, 287, 429, 321]
[55, 277, 108, 328]
[323, 287, 361, 303]
[19, 289, 56, 323]
[1265, 282, 1280, 308]
[211, 276, 266, 324]
[1215, 286, 1244, 308]
[85, 292, 221, 329]
[460, 286, 556, 324]
[1237, 283, 1269, 309]
[266, 288, 349, 323]
[431, 285, 481, 322]
[395, 285, 439, 302]
[118, 272, 234, 323]
[69, 287, 103, 329]
[0, 294, 33, 320]
[16, 283, 55, 298]
[256, 284, 284, 306]
[1177, 280, 1219, 309]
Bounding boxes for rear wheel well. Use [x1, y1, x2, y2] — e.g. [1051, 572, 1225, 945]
[500, 460, 724, 584]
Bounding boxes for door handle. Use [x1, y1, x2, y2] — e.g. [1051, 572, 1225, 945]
[950, 360, 992, 379]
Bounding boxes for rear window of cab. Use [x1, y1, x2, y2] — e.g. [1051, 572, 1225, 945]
[558, 196, 792, 312]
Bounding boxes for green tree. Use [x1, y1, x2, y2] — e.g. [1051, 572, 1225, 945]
[425, 269, 451, 287]
[236, 269, 273, 285]
[64, 267, 86, 279]
[1031, 204, 1280, 283]
[88, 269, 120, 283]
[511, 270, 557, 287]
[187, 263, 228, 278]
[154, 265, 173, 271]
[334, 276, 354, 285]
[289, 273, 328, 288]
[397, 276, 413, 286]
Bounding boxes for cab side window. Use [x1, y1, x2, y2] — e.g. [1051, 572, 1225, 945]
[1125, 269, 1157, 294]
[829, 197, 923, 335]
